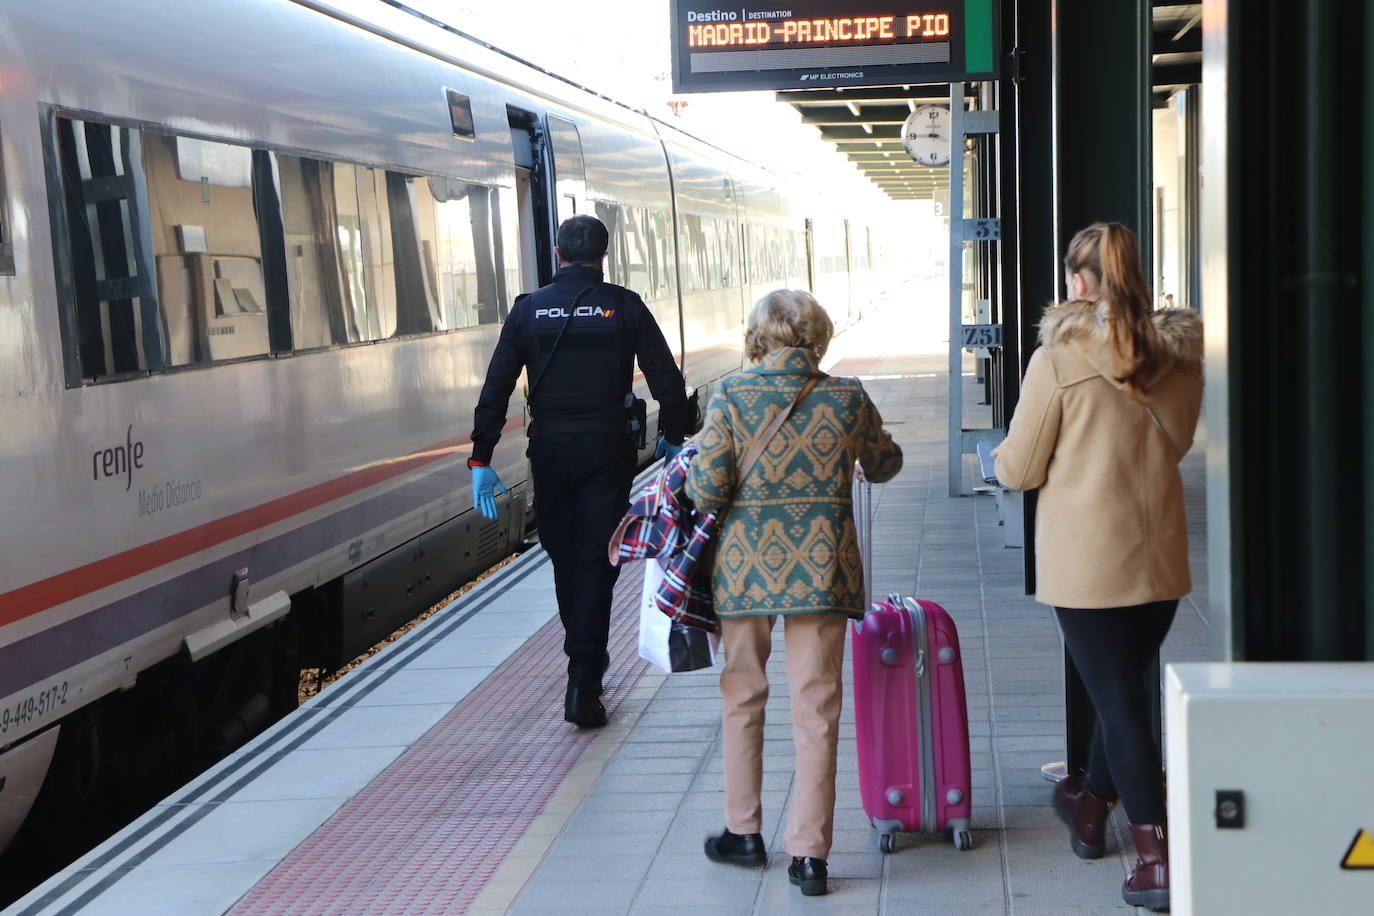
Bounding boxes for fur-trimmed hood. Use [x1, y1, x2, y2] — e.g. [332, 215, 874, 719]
[1037, 300, 1203, 377]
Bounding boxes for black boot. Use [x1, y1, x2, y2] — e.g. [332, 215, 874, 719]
[564, 680, 606, 727]
[1122, 823, 1170, 911]
[564, 658, 606, 727]
[1052, 773, 1113, 859]
[568, 654, 607, 697]
[703, 828, 766, 867]
[788, 857, 828, 896]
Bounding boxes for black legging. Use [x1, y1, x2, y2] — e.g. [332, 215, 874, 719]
[1055, 600, 1179, 825]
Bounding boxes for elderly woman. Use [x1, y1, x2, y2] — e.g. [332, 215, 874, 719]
[686, 290, 902, 897]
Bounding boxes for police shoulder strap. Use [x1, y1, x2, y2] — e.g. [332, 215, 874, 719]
[736, 377, 820, 490]
[527, 283, 598, 408]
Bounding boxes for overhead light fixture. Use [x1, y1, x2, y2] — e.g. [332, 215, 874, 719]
[861, 123, 873, 134]
[847, 102, 861, 118]
[908, 100, 917, 112]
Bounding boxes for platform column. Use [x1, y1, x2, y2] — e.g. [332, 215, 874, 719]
[1003, 0, 1156, 777]
[947, 84, 1004, 497]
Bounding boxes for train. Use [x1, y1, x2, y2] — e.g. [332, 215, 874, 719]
[0, 0, 883, 869]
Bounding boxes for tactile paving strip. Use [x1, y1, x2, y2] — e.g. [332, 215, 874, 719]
[229, 561, 649, 916]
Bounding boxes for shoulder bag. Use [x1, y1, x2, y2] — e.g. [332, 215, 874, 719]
[1143, 404, 1185, 462]
[734, 376, 821, 489]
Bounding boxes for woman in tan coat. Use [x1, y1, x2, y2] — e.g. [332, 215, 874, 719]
[686, 290, 901, 897]
[994, 223, 1201, 913]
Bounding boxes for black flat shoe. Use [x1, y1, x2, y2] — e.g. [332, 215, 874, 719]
[563, 683, 606, 728]
[788, 857, 828, 896]
[703, 829, 767, 868]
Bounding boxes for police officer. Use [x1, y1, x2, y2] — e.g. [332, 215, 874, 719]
[469, 215, 689, 727]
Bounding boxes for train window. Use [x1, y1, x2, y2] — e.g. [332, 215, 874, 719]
[50, 116, 309, 380]
[679, 215, 705, 292]
[52, 118, 163, 381]
[495, 187, 520, 318]
[719, 220, 736, 288]
[333, 162, 397, 341]
[546, 116, 585, 226]
[793, 229, 809, 284]
[595, 202, 674, 302]
[681, 214, 732, 293]
[596, 201, 628, 287]
[141, 131, 271, 366]
[745, 223, 792, 287]
[446, 89, 476, 140]
[0, 127, 12, 276]
[390, 173, 505, 331]
[647, 207, 675, 299]
[621, 206, 653, 298]
[275, 155, 376, 347]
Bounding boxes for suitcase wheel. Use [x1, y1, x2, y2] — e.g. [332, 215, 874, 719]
[879, 833, 896, 854]
[953, 829, 973, 851]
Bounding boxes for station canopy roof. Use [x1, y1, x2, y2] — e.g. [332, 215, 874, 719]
[778, 1, 1201, 201]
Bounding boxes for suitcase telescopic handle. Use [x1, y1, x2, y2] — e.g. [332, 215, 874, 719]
[855, 464, 872, 611]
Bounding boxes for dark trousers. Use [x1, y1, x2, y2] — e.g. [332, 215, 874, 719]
[1055, 600, 1179, 825]
[528, 431, 636, 678]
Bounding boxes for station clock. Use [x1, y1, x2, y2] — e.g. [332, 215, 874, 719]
[902, 105, 952, 167]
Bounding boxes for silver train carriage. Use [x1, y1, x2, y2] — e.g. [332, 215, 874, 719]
[0, 0, 877, 857]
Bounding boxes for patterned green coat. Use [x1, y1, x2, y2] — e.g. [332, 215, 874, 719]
[684, 348, 903, 620]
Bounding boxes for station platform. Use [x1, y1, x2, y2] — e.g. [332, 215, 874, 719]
[7, 288, 1210, 915]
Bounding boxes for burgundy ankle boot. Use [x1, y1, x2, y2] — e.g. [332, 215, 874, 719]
[1122, 822, 1169, 911]
[1051, 773, 1111, 859]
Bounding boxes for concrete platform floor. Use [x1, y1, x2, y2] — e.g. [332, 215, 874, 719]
[474, 288, 1210, 914]
[9, 280, 1209, 915]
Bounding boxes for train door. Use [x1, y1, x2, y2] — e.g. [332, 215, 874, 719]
[545, 115, 587, 228]
[507, 107, 555, 289]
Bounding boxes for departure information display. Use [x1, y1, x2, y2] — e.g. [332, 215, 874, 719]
[670, 0, 999, 92]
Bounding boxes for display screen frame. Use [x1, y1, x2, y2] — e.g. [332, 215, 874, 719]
[669, 0, 1000, 93]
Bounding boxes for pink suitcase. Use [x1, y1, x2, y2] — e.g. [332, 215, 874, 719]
[850, 476, 972, 852]
[852, 597, 973, 852]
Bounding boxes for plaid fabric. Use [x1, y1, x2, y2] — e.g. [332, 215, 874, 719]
[613, 444, 694, 561]
[612, 443, 720, 632]
[653, 508, 719, 632]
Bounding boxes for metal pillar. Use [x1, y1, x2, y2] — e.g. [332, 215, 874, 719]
[994, 0, 1155, 776]
[1056, 0, 1155, 778]
[947, 84, 1004, 497]
[1210, 0, 1368, 662]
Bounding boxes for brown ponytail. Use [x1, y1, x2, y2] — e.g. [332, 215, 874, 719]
[1064, 222, 1162, 402]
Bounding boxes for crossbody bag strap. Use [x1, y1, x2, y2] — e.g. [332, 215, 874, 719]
[527, 283, 598, 408]
[1144, 404, 1185, 462]
[735, 377, 819, 491]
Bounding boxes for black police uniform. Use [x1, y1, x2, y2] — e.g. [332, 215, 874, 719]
[471, 263, 688, 685]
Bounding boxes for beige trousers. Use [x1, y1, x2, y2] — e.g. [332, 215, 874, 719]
[719, 612, 848, 860]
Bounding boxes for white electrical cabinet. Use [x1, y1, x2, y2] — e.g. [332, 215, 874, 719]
[1165, 663, 1374, 915]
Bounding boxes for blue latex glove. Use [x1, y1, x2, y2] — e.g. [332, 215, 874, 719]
[654, 436, 683, 465]
[471, 465, 507, 520]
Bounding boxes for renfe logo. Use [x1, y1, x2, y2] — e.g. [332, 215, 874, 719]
[93, 424, 144, 491]
[535, 306, 617, 319]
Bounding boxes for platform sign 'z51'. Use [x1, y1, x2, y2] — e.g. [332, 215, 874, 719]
[669, 0, 1000, 93]
[961, 324, 1002, 348]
